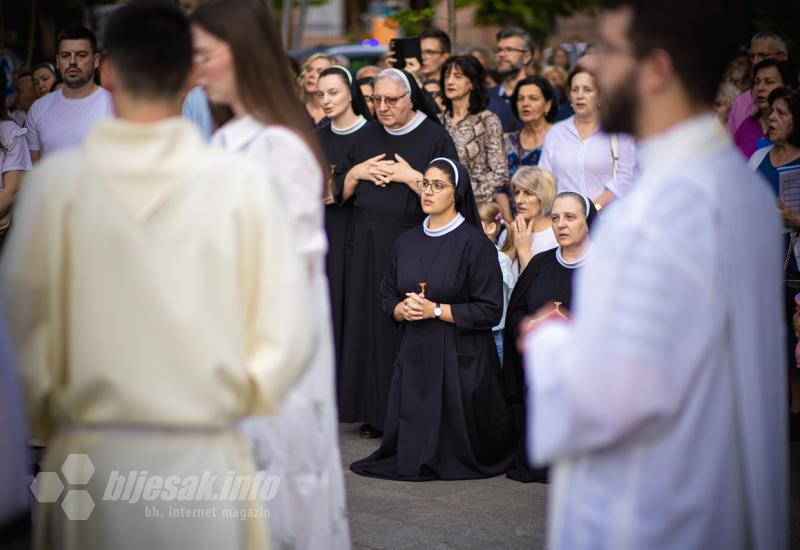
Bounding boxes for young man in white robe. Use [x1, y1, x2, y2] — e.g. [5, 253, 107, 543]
[521, 2, 788, 549]
[1, 3, 312, 549]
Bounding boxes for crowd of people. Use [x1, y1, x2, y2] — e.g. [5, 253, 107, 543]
[0, 0, 795, 549]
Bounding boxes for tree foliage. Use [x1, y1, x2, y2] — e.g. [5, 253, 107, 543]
[465, 0, 598, 44]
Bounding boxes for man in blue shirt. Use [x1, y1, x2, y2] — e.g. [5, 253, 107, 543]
[488, 27, 534, 133]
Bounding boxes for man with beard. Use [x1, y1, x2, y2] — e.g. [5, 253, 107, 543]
[521, 1, 787, 549]
[25, 26, 113, 161]
[487, 27, 534, 133]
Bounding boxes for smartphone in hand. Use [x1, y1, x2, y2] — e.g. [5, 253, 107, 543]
[389, 37, 422, 71]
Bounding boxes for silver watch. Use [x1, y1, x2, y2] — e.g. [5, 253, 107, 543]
[434, 303, 442, 319]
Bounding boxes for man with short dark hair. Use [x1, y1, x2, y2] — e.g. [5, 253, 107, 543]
[522, 2, 787, 549]
[726, 31, 790, 137]
[3, 2, 310, 548]
[487, 27, 534, 132]
[24, 25, 113, 161]
[419, 28, 451, 83]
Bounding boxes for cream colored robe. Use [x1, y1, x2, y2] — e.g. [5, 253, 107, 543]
[1, 117, 313, 550]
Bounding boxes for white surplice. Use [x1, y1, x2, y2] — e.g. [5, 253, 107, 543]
[524, 115, 787, 550]
[1, 117, 313, 550]
[213, 116, 350, 550]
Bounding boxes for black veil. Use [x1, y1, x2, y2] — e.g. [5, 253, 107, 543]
[425, 157, 480, 228]
[319, 65, 373, 120]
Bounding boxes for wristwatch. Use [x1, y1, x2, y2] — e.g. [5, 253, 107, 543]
[434, 303, 442, 319]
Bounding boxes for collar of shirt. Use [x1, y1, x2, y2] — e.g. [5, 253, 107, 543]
[636, 114, 728, 177]
[332, 115, 367, 135]
[566, 115, 600, 142]
[212, 114, 263, 151]
[441, 111, 477, 128]
[384, 110, 427, 136]
[423, 212, 465, 237]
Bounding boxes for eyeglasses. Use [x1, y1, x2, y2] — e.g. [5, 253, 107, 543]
[749, 50, 781, 62]
[370, 92, 409, 107]
[417, 179, 453, 193]
[493, 46, 528, 55]
[426, 90, 442, 99]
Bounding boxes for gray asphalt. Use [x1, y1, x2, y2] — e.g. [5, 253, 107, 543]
[340, 422, 549, 550]
[341, 423, 800, 550]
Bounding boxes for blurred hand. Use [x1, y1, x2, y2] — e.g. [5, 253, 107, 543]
[778, 199, 800, 229]
[517, 301, 570, 352]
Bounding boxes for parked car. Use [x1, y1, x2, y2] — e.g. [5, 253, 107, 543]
[290, 40, 388, 74]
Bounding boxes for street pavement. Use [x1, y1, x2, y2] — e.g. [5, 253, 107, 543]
[341, 423, 800, 550]
[340, 423, 548, 550]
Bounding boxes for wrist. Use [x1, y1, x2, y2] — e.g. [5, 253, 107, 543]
[424, 300, 435, 319]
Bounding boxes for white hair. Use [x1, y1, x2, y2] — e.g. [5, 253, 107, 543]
[717, 82, 740, 107]
[751, 31, 787, 54]
[374, 68, 411, 95]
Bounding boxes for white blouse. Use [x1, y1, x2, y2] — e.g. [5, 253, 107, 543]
[213, 115, 327, 265]
[538, 116, 638, 200]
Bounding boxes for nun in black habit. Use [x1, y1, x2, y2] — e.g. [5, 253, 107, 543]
[350, 158, 514, 481]
[503, 191, 597, 482]
[314, 66, 372, 383]
[335, 69, 459, 436]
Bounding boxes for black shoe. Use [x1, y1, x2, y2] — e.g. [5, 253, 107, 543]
[359, 423, 382, 439]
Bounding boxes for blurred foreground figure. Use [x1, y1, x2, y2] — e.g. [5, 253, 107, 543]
[1, 2, 310, 549]
[522, 1, 787, 549]
[192, 0, 350, 546]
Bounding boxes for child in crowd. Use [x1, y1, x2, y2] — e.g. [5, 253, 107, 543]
[479, 201, 517, 366]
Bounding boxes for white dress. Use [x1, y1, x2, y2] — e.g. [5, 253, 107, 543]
[524, 115, 787, 549]
[213, 115, 350, 550]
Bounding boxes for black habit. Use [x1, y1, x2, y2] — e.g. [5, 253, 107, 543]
[315, 120, 368, 390]
[351, 218, 514, 480]
[335, 117, 458, 429]
[502, 247, 576, 482]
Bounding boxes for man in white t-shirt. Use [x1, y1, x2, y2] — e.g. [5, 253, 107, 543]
[25, 25, 113, 161]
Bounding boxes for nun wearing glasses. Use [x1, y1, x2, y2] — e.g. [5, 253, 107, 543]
[350, 158, 514, 480]
[335, 68, 458, 439]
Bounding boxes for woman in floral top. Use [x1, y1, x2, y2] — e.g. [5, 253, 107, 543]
[438, 55, 509, 207]
[504, 76, 558, 179]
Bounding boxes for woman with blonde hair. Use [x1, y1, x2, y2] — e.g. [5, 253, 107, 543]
[507, 166, 558, 272]
[299, 52, 335, 126]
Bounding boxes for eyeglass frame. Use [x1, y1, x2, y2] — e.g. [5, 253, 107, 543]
[417, 179, 455, 194]
[493, 46, 529, 55]
[369, 91, 410, 108]
[749, 50, 783, 62]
